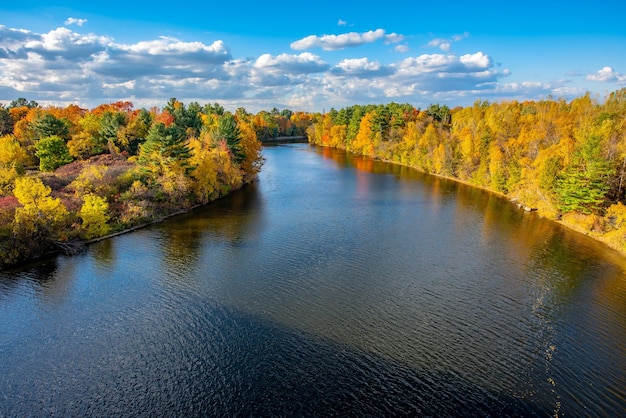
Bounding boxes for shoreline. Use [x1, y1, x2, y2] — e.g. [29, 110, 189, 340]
[1, 182, 251, 271]
[314, 143, 626, 259]
[400, 161, 626, 257]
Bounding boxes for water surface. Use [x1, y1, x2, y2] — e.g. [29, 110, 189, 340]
[1, 144, 625, 416]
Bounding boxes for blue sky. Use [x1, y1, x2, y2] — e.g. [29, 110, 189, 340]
[1, 1, 625, 112]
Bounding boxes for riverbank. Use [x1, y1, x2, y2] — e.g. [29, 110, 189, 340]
[314, 143, 626, 259]
[0, 181, 251, 271]
[0, 145, 258, 271]
[260, 136, 308, 144]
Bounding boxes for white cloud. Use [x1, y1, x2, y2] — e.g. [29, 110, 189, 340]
[254, 52, 329, 74]
[338, 19, 347, 26]
[0, 23, 594, 113]
[319, 50, 510, 105]
[250, 53, 328, 87]
[427, 33, 469, 51]
[64, 17, 87, 27]
[587, 66, 626, 83]
[290, 29, 387, 51]
[384, 33, 405, 44]
[394, 45, 409, 53]
[330, 58, 393, 78]
[460, 52, 492, 70]
[428, 38, 449, 50]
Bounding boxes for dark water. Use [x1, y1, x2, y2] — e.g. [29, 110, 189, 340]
[1, 144, 625, 417]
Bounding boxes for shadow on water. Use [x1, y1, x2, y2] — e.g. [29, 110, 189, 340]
[0, 301, 547, 417]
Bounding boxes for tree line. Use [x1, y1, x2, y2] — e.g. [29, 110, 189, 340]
[306, 90, 626, 252]
[3, 89, 626, 267]
[0, 98, 305, 268]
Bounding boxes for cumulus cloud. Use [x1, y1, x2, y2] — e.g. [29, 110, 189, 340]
[394, 45, 409, 53]
[0, 25, 236, 105]
[291, 29, 389, 51]
[0, 23, 570, 112]
[427, 32, 469, 51]
[250, 53, 328, 88]
[254, 52, 329, 74]
[384, 33, 405, 44]
[587, 66, 626, 83]
[320, 50, 509, 105]
[330, 58, 393, 78]
[64, 17, 87, 27]
[338, 19, 347, 26]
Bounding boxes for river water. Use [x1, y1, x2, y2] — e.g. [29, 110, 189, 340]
[1, 144, 625, 416]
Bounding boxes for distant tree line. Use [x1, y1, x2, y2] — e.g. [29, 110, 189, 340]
[306, 89, 626, 252]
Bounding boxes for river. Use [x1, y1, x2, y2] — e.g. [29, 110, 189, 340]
[1, 143, 625, 416]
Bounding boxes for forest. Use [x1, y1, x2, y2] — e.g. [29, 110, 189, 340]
[306, 89, 626, 254]
[1, 89, 626, 267]
[0, 99, 314, 268]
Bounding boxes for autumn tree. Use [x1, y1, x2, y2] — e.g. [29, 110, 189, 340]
[67, 112, 106, 159]
[0, 135, 27, 194]
[79, 194, 110, 239]
[13, 176, 69, 238]
[237, 118, 263, 179]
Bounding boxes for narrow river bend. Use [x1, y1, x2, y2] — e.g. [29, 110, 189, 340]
[1, 143, 625, 416]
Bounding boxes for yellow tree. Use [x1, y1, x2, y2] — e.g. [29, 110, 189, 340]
[349, 112, 375, 156]
[79, 194, 110, 239]
[67, 112, 105, 159]
[433, 143, 446, 175]
[330, 124, 347, 149]
[237, 119, 263, 180]
[189, 137, 219, 203]
[488, 142, 507, 192]
[70, 165, 110, 196]
[0, 135, 28, 194]
[13, 177, 68, 237]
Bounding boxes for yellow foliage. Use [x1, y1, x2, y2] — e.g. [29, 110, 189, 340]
[70, 165, 109, 196]
[201, 113, 218, 130]
[238, 120, 263, 179]
[433, 143, 446, 174]
[79, 194, 110, 239]
[602, 203, 626, 251]
[13, 177, 68, 234]
[606, 203, 626, 229]
[350, 113, 374, 156]
[0, 166, 21, 196]
[67, 132, 97, 159]
[0, 135, 28, 166]
[158, 163, 191, 202]
[330, 125, 347, 149]
[214, 147, 243, 192]
[189, 138, 218, 203]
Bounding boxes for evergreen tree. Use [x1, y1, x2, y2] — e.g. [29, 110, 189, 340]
[557, 135, 615, 214]
[138, 123, 193, 176]
[0, 106, 13, 135]
[35, 135, 73, 172]
[32, 113, 70, 140]
[212, 113, 244, 164]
